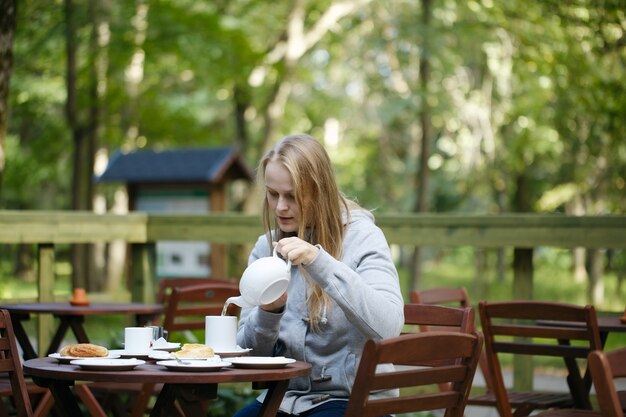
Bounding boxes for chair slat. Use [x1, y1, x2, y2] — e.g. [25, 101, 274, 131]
[366, 392, 462, 416]
[490, 323, 596, 340]
[371, 365, 468, 390]
[492, 342, 592, 358]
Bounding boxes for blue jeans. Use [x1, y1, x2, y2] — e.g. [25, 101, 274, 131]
[232, 400, 384, 417]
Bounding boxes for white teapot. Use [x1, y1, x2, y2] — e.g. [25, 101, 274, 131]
[226, 248, 291, 308]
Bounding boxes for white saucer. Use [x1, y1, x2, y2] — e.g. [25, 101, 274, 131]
[108, 349, 153, 358]
[225, 356, 296, 369]
[157, 359, 231, 372]
[214, 347, 252, 358]
[71, 358, 145, 371]
[151, 341, 181, 352]
[148, 351, 174, 360]
[49, 352, 121, 364]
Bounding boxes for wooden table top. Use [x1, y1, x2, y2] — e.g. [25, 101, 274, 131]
[0, 302, 163, 316]
[24, 357, 312, 384]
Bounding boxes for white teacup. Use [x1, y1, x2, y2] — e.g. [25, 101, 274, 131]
[124, 327, 153, 354]
[205, 315, 238, 352]
[226, 248, 291, 308]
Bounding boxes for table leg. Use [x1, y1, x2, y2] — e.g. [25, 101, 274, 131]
[558, 338, 592, 410]
[66, 316, 90, 343]
[9, 313, 37, 360]
[258, 380, 289, 417]
[174, 384, 217, 417]
[150, 383, 217, 417]
[46, 319, 71, 356]
[32, 378, 84, 416]
[150, 383, 178, 417]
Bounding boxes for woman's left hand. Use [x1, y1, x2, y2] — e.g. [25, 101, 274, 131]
[274, 237, 320, 266]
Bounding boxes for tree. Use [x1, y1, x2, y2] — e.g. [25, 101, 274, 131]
[0, 0, 17, 203]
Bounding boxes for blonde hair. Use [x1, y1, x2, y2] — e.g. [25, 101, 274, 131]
[258, 133, 350, 331]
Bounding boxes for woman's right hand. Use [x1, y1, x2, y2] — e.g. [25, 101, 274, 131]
[260, 291, 288, 313]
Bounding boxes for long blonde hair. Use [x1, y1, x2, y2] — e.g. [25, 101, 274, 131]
[258, 134, 349, 330]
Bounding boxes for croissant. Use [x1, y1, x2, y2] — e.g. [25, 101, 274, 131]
[60, 343, 108, 357]
[172, 343, 214, 359]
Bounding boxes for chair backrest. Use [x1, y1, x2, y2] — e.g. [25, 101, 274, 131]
[411, 287, 470, 307]
[588, 347, 626, 417]
[0, 309, 35, 417]
[344, 331, 483, 417]
[162, 282, 241, 338]
[479, 300, 602, 417]
[410, 287, 470, 331]
[156, 277, 238, 304]
[410, 287, 494, 392]
[403, 303, 474, 335]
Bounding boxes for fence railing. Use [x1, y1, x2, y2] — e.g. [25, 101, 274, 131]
[2, 210, 626, 301]
[2, 210, 625, 386]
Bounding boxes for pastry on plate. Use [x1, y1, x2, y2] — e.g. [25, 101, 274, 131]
[60, 343, 109, 357]
[172, 343, 214, 359]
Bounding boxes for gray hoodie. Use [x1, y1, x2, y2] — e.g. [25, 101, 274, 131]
[237, 209, 404, 414]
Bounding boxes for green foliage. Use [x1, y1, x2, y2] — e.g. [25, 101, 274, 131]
[5, 0, 625, 215]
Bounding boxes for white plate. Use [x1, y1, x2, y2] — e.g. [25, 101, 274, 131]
[157, 360, 231, 372]
[225, 356, 296, 369]
[70, 358, 145, 371]
[149, 351, 225, 361]
[48, 352, 121, 364]
[108, 349, 154, 358]
[214, 347, 252, 358]
[148, 351, 174, 361]
[151, 342, 181, 352]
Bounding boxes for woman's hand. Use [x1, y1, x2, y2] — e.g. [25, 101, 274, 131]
[260, 292, 288, 313]
[274, 237, 320, 266]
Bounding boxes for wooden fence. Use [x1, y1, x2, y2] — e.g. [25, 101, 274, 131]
[2, 210, 625, 301]
[1, 210, 625, 376]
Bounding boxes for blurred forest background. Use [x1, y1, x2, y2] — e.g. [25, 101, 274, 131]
[0, 0, 625, 307]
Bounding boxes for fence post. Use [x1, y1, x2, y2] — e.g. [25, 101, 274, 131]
[130, 242, 156, 303]
[37, 243, 55, 357]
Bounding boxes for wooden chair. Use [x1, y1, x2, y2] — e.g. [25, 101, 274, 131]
[151, 277, 238, 326]
[0, 309, 54, 417]
[344, 330, 484, 417]
[475, 300, 603, 417]
[588, 346, 626, 417]
[410, 286, 470, 307]
[162, 282, 240, 340]
[411, 287, 494, 393]
[81, 280, 240, 417]
[404, 296, 475, 333]
[403, 303, 474, 393]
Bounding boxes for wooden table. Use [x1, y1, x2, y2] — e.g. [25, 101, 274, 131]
[596, 315, 626, 344]
[535, 313, 626, 409]
[24, 357, 312, 417]
[0, 302, 163, 360]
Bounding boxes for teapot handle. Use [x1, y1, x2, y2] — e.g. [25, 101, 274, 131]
[273, 247, 292, 269]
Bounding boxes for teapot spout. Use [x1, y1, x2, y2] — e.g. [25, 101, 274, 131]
[226, 296, 253, 308]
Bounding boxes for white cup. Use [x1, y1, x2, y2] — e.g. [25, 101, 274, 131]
[205, 315, 238, 352]
[124, 327, 153, 353]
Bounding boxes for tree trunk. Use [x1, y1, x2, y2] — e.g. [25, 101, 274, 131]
[65, 0, 90, 289]
[512, 171, 534, 391]
[86, 0, 102, 290]
[585, 248, 605, 305]
[410, 0, 433, 292]
[0, 0, 17, 200]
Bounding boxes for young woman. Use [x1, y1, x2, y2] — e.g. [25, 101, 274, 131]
[234, 134, 404, 417]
